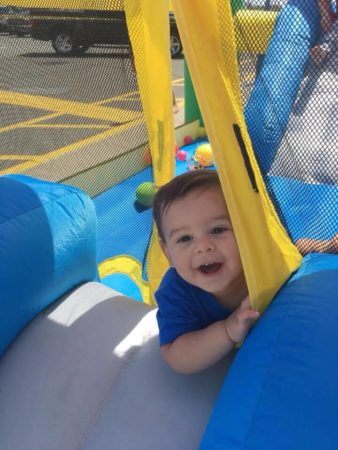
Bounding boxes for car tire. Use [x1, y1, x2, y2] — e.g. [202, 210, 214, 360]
[170, 31, 183, 58]
[52, 31, 82, 55]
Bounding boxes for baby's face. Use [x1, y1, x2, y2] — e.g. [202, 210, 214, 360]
[160, 186, 247, 307]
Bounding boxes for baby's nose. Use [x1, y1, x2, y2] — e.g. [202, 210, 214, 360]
[196, 236, 214, 253]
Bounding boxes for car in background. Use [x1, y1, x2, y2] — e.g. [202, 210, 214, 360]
[0, 5, 12, 32]
[0, 5, 31, 36]
[7, 7, 31, 36]
[29, 8, 183, 58]
[169, 11, 182, 58]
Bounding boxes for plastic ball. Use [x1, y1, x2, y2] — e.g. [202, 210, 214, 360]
[194, 143, 214, 167]
[183, 135, 193, 145]
[136, 182, 157, 208]
[176, 150, 187, 161]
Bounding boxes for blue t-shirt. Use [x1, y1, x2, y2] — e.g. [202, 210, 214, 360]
[155, 268, 231, 346]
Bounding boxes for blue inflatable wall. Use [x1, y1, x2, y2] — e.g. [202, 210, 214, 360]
[245, 0, 319, 172]
[0, 175, 98, 355]
[200, 253, 338, 449]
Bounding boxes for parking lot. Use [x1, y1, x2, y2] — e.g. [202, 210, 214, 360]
[0, 33, 184, 180]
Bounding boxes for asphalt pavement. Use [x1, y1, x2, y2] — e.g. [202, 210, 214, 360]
[0, 33, 185, 180]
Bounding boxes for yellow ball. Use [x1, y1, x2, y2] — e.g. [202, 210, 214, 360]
[194, 143, 214, 167]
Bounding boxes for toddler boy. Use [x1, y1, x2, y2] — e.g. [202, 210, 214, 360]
[153, 170, 259, 374]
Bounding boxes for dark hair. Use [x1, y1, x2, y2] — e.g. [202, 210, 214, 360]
[153, 170, 221, 242]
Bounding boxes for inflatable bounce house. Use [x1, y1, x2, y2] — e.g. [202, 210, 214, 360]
[1, 0, 337, 448]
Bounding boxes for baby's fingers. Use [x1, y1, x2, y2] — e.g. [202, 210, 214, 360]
[239, 308, 260, 324]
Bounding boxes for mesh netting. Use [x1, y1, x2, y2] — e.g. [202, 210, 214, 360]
[0, 3, 153, 295]
[232, 2, 337, 251]
[1, 0, 337, 300]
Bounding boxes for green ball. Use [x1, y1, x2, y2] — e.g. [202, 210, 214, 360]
[136, 182, 157, 207]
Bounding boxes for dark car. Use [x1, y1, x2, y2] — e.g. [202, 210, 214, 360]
[29, 8, 182, 57]
[169, 11, 182, 58]
[0, 5, 12, 32]
[0, 5, 31, 36]
[7, 7, 31, 36]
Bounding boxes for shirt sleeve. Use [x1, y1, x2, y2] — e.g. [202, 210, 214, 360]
[155, 269, 202, 346]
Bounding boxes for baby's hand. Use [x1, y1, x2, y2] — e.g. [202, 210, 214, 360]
[296, 233, 338, 255]
[225, 297, 260, 345]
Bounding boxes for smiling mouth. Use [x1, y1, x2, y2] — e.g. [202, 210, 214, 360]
[198, 263, 222, 275]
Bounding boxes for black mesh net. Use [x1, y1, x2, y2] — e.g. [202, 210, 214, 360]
[0, 3, 154, 297]
[232, 1, 337, 253]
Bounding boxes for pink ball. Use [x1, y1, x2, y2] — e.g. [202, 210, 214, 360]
[176, 150, 187, 161]
[183, 135, 193, 145]
[174, 143, 179, 154]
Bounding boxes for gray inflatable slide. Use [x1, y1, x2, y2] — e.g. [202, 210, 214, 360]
[271, 50, 338, 184]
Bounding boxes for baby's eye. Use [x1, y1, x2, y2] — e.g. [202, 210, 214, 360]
[211, 227, 227, 235]
[177, 235, 192, 244]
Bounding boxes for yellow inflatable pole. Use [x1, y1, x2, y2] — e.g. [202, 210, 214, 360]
[124, 0, 174, 305]
[172, 0, 301, 312]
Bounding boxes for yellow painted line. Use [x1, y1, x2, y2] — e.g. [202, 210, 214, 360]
[106, 97, 141, 103]
[0, 155, 43, 161]
[0, 89, 140, 136]
[0, 113, 61, 134]
[0, 90, 142, 123]
[0, 91, 143, 173]
[0, 116, 144, 175]
[99, 91, 139, 104]
[9, 0, 123, 11]
[0, 90, 139, 135]
[28, 124, 111, 129]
